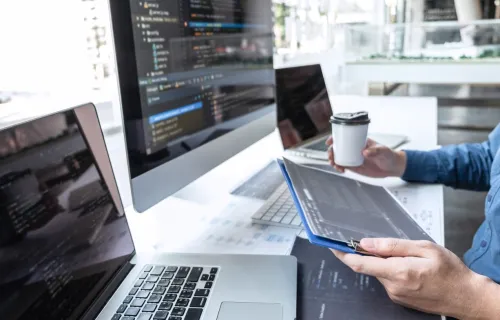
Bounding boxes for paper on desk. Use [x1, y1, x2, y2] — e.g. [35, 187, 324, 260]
[389, 184, 444, 246]
[181, 199, 300, 255]
[342, 170, 444, 246]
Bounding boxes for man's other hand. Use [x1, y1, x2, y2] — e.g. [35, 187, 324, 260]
[331, 238, 492, 319]
[326, 136, 407, 178]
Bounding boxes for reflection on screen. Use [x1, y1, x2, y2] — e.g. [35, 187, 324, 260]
[276, 65, 333, 149]
[0, 106, 134, 320]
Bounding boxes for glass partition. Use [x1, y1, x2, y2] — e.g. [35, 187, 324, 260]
[338, 19, 500, 63]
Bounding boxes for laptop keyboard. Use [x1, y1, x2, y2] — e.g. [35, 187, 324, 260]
[251, 184, 303, 228]
[231, 161, 285, 200]
[113, 265, 218, 320]
[304, 137, 329, 152]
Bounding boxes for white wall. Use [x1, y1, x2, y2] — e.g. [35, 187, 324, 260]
[0, 0, 93, 94]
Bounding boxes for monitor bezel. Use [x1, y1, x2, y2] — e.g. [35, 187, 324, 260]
[109, 0, 277, 212]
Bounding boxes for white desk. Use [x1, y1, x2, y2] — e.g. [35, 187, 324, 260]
[105, 96, 444, 255]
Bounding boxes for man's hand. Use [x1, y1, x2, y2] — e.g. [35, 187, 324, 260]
[331, 238, 495, 319]
[326, 136, 407, 178]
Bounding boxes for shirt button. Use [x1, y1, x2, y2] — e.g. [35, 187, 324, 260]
[487, 195, 492, 202]
[480, 240, 488, 248]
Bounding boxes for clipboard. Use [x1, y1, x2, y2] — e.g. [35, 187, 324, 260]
[276, 157, 434, 256]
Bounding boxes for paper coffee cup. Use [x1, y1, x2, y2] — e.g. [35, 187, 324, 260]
[330, 112, 370, 167]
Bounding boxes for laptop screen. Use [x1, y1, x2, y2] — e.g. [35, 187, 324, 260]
[276, 64, 333, 149]
[0, 104, 135, 320]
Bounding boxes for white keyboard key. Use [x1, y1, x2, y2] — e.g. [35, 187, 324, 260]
[252, 210, 266, 219]
[291, 216, 302, 226]
[261, 215, 273, 221]
[284, 212, 295, 219]
[271, 216, 283, 223]
[281, 216, 294, 224]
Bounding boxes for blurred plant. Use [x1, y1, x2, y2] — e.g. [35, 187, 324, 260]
[273, 2, 291, 48]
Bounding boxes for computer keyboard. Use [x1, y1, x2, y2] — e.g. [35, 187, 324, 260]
[251, 183, 303, 229]
[231, 161, 285, 200]
[304, 137, 329, 152]
[113, 265, 218, 320]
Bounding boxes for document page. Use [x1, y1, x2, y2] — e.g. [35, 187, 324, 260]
[291, 237, 442, 320]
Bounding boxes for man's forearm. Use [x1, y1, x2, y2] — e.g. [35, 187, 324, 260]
[401, 143, 493, 191]
[461, 274, 500, 320]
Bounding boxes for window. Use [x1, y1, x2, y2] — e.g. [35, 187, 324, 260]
[82, 0, 115, 90]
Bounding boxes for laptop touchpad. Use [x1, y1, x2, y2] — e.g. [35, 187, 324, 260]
[217, 302, 282, 320]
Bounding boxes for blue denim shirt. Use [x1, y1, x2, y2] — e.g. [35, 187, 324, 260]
[402, 124, 500, 283]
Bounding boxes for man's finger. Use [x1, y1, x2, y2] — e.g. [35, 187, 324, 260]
[359, 238, 433, 258]
[331, 249, 396, 279]
[326, 136, 333, 145]
[328, 146, 345, 173]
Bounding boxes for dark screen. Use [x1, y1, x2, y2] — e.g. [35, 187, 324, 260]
[0, 105, 135, 320]
[115, 0, 276, 178]
[283, 158, 434, 244]
[276, 65, 333, 149]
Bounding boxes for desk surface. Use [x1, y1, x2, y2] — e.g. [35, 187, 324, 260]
[103, 96, 444, 254]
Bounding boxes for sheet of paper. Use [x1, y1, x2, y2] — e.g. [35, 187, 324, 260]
[390, 184, 444, 245]
[128, 191, 299, 255]
[182, 199, 300, 255]
[291, 237, 442, 320]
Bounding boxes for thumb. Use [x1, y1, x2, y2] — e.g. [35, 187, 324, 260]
[359, 238, 429, 258]
[326, 136, 333, 146]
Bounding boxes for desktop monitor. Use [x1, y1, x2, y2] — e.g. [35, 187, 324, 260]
[110, 0, 276, 212]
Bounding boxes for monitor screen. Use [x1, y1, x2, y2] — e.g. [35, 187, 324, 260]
[0, 105, 135, 320]
[122, 0, 275, 178]
[276, 65, 333, 149]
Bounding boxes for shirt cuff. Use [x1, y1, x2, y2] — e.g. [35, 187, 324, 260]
[402, 150, 439, 183]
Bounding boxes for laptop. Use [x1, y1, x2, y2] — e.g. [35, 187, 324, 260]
[276, 64, 408, 161]
[0, 103, 297, 320]
[250, 64, 407, 229]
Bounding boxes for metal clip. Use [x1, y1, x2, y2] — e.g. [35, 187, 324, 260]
[347, 239, 378, 256]
[347, 239, 360, 251]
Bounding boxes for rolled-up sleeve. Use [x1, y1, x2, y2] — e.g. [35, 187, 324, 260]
[402, 139, 495, 191]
